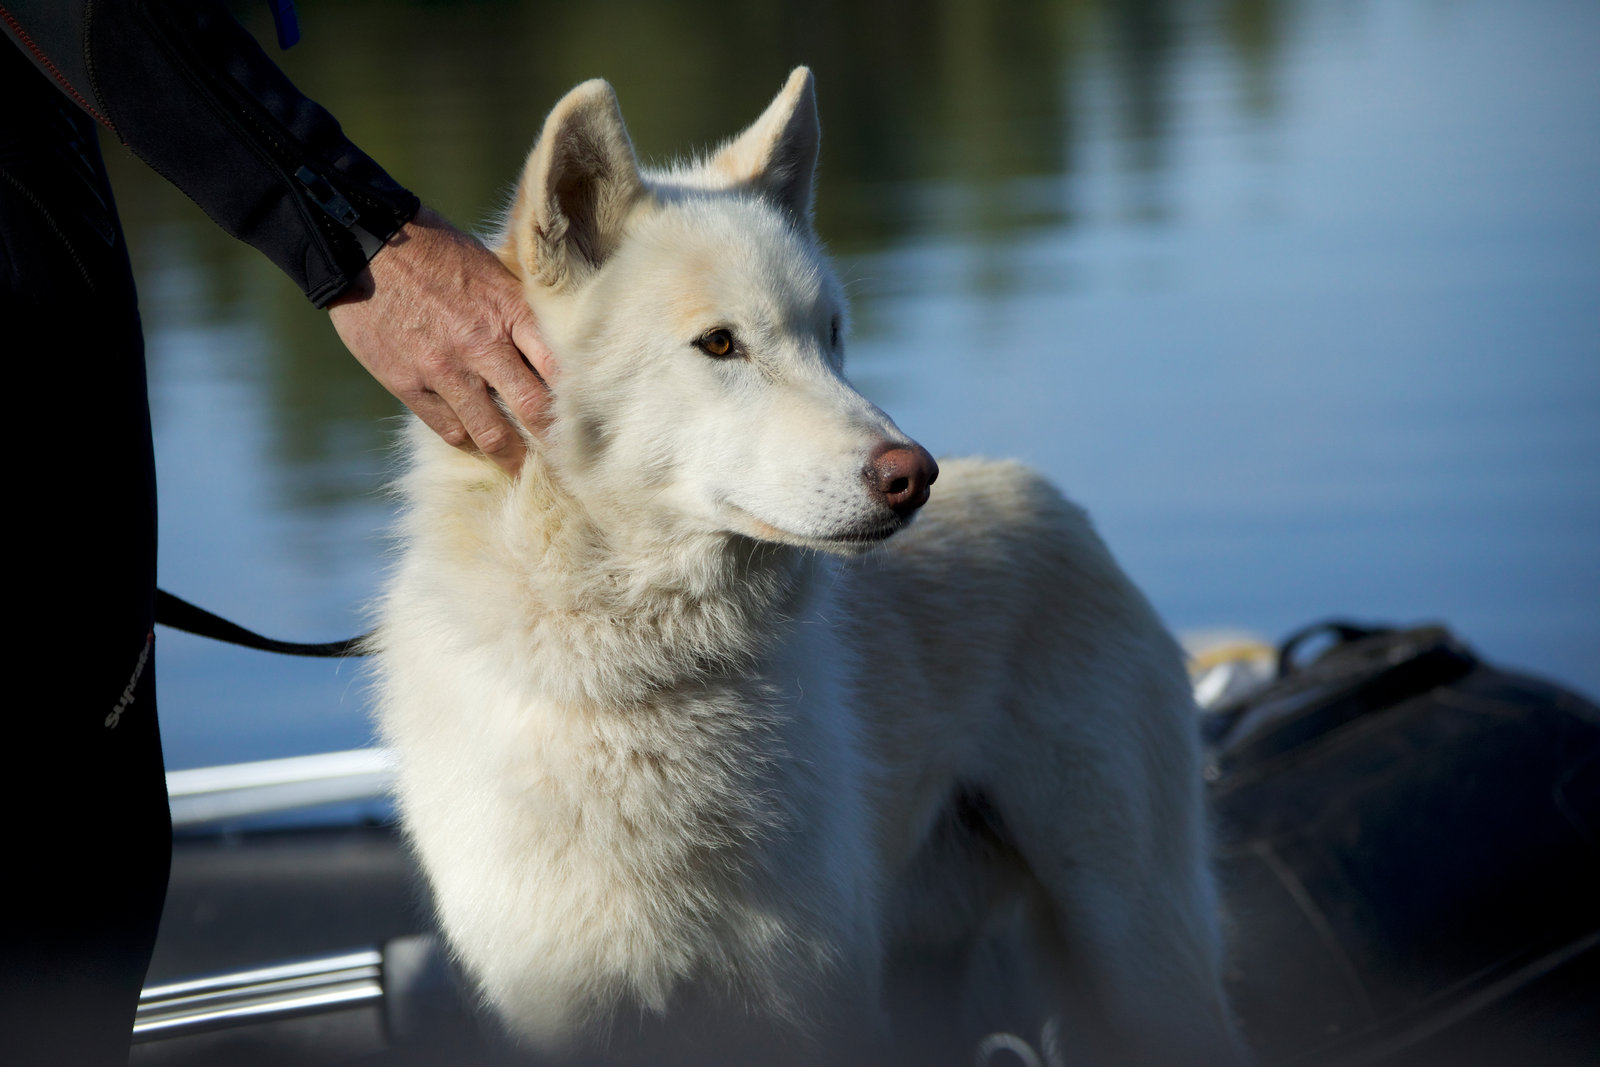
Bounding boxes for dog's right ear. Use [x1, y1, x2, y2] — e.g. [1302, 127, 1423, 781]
[507, 80, 644, 290]
[710, 67, 819, 227]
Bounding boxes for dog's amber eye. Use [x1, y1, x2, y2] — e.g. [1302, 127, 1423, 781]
[696, 328, 736, 358]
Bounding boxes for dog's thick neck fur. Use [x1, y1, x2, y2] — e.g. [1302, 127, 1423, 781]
[389, 432, 817, 710]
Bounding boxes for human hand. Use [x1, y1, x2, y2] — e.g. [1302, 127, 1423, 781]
[328, 206, 553, 474]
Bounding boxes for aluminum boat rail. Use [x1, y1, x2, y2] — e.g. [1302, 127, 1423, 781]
[165, 747, 395, 829]
[134, 950, 384, 1042]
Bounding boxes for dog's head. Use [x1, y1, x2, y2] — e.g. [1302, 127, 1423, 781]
[498, 69, 936, 555]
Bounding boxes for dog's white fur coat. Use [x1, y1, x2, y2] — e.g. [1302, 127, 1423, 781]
[373, 69, 1241, 1065]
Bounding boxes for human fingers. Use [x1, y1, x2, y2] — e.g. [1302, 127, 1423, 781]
[425, 366, 528, 474]
[402, 389, 471, 451]
[495, 304, 556, 434]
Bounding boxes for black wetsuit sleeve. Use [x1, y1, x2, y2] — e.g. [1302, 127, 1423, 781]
[0, 0, 419, 307]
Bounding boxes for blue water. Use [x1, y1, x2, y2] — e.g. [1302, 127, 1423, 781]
[130, 0, 1598, 770]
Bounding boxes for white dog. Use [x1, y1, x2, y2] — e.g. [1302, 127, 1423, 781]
[373, 69, 1242, 1066]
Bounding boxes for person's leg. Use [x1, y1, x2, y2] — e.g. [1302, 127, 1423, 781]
[0, 41, 169, 1066]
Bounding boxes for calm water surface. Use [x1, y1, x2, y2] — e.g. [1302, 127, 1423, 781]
[114, 0, 1599, 769]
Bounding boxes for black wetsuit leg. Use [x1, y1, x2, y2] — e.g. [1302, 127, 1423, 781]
[0, 43, 169, 1066]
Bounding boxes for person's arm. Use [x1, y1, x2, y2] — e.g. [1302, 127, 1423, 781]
[1, 0, 550, 469]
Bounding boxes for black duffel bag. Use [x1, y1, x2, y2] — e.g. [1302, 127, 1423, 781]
[1207, 622, 1600, 1066]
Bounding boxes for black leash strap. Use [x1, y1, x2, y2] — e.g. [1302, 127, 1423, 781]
[156, 589, 370, 659]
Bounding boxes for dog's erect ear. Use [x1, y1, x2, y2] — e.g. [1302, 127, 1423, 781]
[710, 67, 820, 226]
[508, 79, 644, 289]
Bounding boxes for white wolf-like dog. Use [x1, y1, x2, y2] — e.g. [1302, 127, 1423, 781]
[373, 69, 1242, 1066]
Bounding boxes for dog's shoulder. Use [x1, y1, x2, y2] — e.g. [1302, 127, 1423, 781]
[879, 456, 1107, 579]
[851, 456, 1186, 697]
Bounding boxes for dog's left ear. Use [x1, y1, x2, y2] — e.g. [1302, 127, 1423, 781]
[711, 67, 820, 226]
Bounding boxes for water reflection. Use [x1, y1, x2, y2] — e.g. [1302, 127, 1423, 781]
[109, 0, 1600, 766]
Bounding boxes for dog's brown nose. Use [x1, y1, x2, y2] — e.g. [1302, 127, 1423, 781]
[870, 442, 939, 518]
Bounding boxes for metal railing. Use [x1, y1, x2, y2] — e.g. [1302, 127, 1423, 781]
[165, 747, 395, 829]
[134, 950, 384, 1042]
